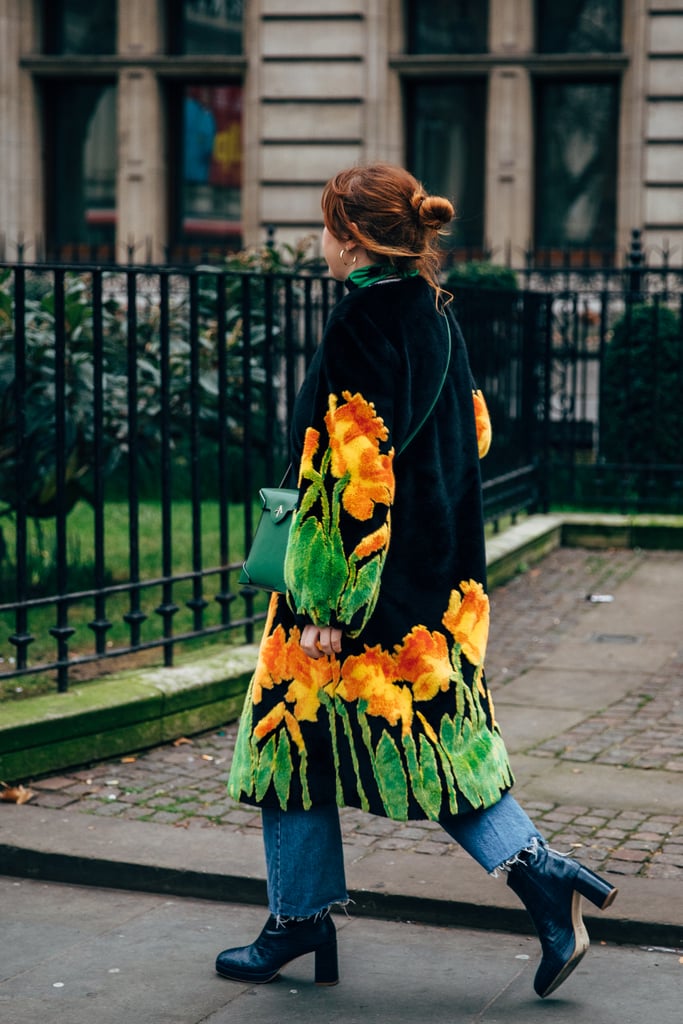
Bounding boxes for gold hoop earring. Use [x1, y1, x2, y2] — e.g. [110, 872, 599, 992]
[340, 249, 357, 268]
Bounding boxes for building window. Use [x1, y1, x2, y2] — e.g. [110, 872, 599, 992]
[534, 80, 619, 255]
[168, 0, 244, 55]
[44, 82, 117, 258]
[43, 0, 117, 55]
[170, 83, 243, 250]
[407, 0, 488, 55]
[537, 0, 622, 54]
[407, 80, 487, 252]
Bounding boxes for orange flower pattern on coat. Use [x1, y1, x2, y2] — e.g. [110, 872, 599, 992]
[254, 621, 339, 715]
[442, 579, 490, 666]
[325, 390, 395, 520]
[337, 646, 414, 734]
[394, 625, 452, 702]
[352, 522, 390, 561]
[473, 390, 492, 459]
[229, 576, 512, 819]
[299, 428, 321, 483]
[252, 621, 289, 704]
[255, 580, 489, 745]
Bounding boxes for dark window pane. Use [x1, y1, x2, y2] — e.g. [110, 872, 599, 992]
[177, 84, 242, 242]
[537, 0, 622, 53]
[43, 0, 117, 55]
[407, 80, 486, 249]
[46, 82, 117, 251]
[407, 0, 488, 54]
[535, 81, 619, 251]
[172, 0, 244, 55]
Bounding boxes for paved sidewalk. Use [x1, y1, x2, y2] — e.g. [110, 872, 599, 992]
[2, 547, 683, 948]
[2, 876, 681, 1024]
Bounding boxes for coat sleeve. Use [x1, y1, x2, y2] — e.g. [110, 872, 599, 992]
[283, 310, 402, 637]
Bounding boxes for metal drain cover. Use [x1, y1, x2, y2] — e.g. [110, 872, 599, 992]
[590, 633, 641, 644]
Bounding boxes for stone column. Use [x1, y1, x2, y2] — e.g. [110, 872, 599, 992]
[240, 0, 262, 249]
[116, 0, 166, 262]
[0, 0, 43, 258]
[615, 0, 647, 260]
[364, 0, 403, 164]
[485, 0, 534, 262]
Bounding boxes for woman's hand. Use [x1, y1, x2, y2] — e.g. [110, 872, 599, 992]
[300, 623, 343, 659]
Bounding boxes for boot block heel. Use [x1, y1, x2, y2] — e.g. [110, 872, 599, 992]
[574, 866, 618, 910]
[314, 939, 339, 986]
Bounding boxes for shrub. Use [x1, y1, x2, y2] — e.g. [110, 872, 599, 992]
[600, 302, 683, 465]
[444, 261, 519, 292]
[0, 241, 316, 520]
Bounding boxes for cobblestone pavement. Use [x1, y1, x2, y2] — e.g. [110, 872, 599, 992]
[27, 548, 683, 883]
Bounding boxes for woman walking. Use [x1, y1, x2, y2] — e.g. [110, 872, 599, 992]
[219, 163, 617, 999]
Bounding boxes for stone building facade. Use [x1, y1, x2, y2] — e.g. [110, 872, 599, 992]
[0, 0, 681, 265]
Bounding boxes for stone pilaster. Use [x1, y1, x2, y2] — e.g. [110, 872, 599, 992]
[485, 0, 533, 261]
[0, 0, 42, 258]
[115, 0, 166, 262]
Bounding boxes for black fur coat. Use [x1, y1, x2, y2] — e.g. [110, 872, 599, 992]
[228, 275, 513, 820]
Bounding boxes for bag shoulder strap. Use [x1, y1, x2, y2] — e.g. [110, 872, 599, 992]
[283, 313, 452, 480]
[398, 312, 452, 455]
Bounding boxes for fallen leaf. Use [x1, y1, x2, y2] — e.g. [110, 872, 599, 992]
[0, 783, 35, 805]
[173, 737, 193, 747]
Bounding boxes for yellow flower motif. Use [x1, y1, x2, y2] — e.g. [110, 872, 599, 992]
[352, 521, 390, 561]
[284, 676, 322, 724]
[325, 390, 395, 520]
[473, 390, 492, 458]
[284, 709, 305, 752]
[253, 700, 286, 740]
[254, 620, 340, 719]
[394, 625, 451, 702]
[253, 701, 308, 755]
[442, 580, 490, 666]
[252, 620, 288, 704]
[338, 645, 413, 734]
[299, 427, 320, 484]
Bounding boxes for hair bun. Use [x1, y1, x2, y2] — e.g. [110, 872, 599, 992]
[417, 194, 455, 230]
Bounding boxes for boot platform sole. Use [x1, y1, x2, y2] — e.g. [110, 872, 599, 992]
[216, 956, 340, 987]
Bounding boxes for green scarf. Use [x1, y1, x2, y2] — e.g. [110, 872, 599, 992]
[347, 264, 419, 288]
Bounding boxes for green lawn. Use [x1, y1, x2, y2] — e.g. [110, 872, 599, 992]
[0, 500, 268, 699]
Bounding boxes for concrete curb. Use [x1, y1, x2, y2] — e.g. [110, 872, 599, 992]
[1, 804, 681, 950]
[1, 826, 680, 950]
[0, 646, 259, 781]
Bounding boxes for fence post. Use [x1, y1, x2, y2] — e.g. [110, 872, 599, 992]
[627, 228, 644, 299]
[533, 292, 554, 513]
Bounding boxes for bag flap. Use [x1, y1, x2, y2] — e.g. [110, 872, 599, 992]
[259, 487, 298, 525]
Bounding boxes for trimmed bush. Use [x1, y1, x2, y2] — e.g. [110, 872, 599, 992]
[600, 302, 683, 465]
[445, 261, 519, 292]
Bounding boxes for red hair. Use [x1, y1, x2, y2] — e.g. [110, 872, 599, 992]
[321, 163, 454, 300]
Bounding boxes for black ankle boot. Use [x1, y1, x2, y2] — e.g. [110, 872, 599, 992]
[215, 913, 339, 986]
[507, 844, 618, 998]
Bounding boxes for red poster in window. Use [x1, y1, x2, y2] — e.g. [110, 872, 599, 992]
[208, 85, 242, 189]
[185, 85, 242, 189]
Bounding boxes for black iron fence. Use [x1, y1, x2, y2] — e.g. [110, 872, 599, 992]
[1, 261, 681, 692]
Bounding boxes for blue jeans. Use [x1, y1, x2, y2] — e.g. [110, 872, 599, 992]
[262, 793, 544, 918]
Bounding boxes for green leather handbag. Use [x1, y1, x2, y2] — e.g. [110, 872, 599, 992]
[238, 487, 298, 592]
